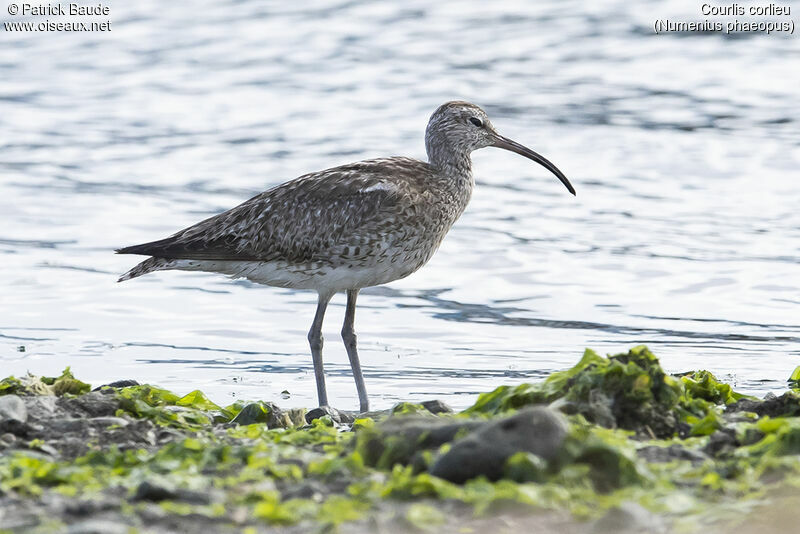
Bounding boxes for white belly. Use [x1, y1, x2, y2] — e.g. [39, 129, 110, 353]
[170, 259, 418, 292]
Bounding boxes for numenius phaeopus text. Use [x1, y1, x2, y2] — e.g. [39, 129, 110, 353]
[117, 101, 575, 412]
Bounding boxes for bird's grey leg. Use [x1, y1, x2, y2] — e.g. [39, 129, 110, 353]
[308, 291, 333, 408]
[342, 288, 369, 413]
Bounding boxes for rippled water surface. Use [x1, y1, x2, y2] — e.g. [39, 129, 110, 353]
[2, 0, 798, 410]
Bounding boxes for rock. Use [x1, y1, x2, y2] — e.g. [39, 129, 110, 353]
[67, 519, 132, 534]
[156, 427, 186, 444]
[48, 418, 88, 433]
[133, 481, 211, 504]
[1, 432, 17, 445]
[729, 391, 800, 418]
[703, 428, 739, 457]
[421, 399, 453, 414]
[592, 502, 664, 533]
[0, 395, 28, 423]
[58, 392, 120, 418]
[550, 393, 616, 428]
[281, 479, 327, 500]
[90, 416, 129, 428]
[64, 498, 117, 517]
[0, 419, 34, 437]
[356, 415, 486, 469]
[133, 480, 176, 502]
[637, 443, 708, 464]
[305, 405, 354, 425]
[429, 406, 567, 484]
[23, 396, 57, 420]
[30, 441, 59, 456]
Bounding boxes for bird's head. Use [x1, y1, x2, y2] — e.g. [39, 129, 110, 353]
[425, 101, 575, 195]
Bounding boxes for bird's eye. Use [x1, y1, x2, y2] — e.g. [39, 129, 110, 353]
[469, 117, 483, 127]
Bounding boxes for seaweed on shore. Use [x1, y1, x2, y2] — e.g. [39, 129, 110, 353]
[2, 346, 800, 533]
[464, 345, 756, 438]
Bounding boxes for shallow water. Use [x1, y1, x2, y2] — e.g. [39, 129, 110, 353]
[1, 0, 798, 410]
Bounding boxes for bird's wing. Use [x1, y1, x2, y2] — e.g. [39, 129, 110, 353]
[116, 158, 430, 264]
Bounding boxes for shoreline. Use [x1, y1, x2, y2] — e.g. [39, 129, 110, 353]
[2, 346, 800, 533]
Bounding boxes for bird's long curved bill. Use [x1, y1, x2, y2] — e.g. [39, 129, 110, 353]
[492, 135, 576, 196]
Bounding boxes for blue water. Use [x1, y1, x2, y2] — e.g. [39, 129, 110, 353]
[1, 0, 798, 410]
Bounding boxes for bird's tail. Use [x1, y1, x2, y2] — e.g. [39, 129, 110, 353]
[118, 257, 177, 282]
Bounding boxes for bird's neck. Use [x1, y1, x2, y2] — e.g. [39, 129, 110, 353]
[426, 145, 474, 218]
[426, 143, 474, 188]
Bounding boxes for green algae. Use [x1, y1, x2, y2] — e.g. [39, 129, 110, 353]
[462, 346, 761, 440]
[0, 367, 89, 397]
[0, 375, 24, 395]
[404, 502, 446, 531]
[464, 346, 682, 436]
[789, 365, 800, 390]
[3, 347, 800, 532]
[41, 367, 91, 396]
[113, 384, 269, 429]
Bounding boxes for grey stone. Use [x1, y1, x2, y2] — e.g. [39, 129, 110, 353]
[281, 479, 327, 500]
[0, 419, 35, 438]
[305, 405, 354, 425]
[63, 498, 117, 517]
[134, 480, 177, 502]
[133, 480, 211, 504]
[429, 406, 568, 484]
[31, 442, 59, 456]
[67, 519, 132, 534]
[704, 428, 738, 457]
[378, 416, 485, 449]
[0, 395, 28, 423]
[421, 399, 453, 414]
[48, 417, 88, 433]
[358, 415, 487, 469]
[23, 395, 57, 420]
[638, 443, 708, 464]
[729, 391, 800, 418]
[90, 416, 129, 427]
[58, 392, 120, 418]
[1, 432, 17, 444]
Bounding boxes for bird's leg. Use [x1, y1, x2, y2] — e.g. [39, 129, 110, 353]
[308, 291, 333, 408]
[342, 289, 369, 413]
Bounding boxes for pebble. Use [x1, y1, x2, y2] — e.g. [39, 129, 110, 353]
[421, 399, 454, 414]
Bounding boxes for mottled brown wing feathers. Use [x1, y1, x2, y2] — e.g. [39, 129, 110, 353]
[116, 158, 431, 263]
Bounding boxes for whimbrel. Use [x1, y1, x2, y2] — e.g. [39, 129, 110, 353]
[117, 101, 575, 412]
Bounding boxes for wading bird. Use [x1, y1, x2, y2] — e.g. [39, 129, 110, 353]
[117, 101, 575, 412]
